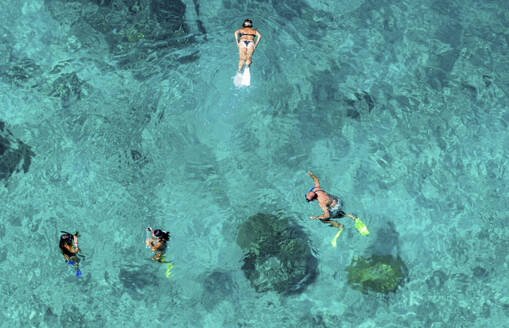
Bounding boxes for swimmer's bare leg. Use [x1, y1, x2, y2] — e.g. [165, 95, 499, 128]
[153, 252, 170, 263]
[64, 255, 79, 271]
[238, 44, 247, 72]
[320, 219, 343, 230]
[73, 256, 80, 270]
[245, 47, 254, 68]
[345, 214, 356, 221]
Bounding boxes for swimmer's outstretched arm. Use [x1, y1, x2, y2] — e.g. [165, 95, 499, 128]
[146, 238, 157, 251]
[310, 202, 330, 220]
[234, 30, 239, 44]
[307, 171, 320, 189]
[146, 237, 164, 251]
[65, 243, 79, 254]
[73, 235, 79, 250]
[254, 30, 261, 48]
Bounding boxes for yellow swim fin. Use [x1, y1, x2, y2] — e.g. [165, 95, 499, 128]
[165, 262, 173, 278]
[354, 218, 369, 236]
[331, 228, 343, 247]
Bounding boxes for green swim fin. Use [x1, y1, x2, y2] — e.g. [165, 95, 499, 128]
[165, 263, 173, 278]
[331, 228, 343, 247]
[354, 218, 369, 236]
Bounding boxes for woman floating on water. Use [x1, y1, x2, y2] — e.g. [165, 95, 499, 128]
[234, 18, 261, 74]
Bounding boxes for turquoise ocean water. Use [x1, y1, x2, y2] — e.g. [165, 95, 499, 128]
[0, 0, 508, 327]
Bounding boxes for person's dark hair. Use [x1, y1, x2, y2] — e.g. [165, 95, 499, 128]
[59, 233, 73, 251]
[243, 18, 253, 27]
[154, 229, 170, 241]
[306, 192, 317, 202]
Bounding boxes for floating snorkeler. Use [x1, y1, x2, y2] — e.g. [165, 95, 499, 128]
[305, 171, 369, 247]
[234, 18, 261, 87]
[145, 227, 173, 278]
[59, 231, 82, 277]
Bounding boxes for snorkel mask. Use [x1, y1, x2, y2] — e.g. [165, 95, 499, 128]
[243, 19, 253, 27]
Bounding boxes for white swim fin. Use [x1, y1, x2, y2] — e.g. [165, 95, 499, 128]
[233, 71, 243, 88]
[241, 67, 251, 86]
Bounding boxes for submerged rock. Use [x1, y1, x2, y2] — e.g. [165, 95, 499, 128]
[0, 121, 35, 183]
[236, 213, 318, 294]
[59, 305, 86, 328]
[201, 271, 236, 311]
[50, 72, 87, 107]
[2, 57, 41, 88]
[346, 255, 408, 294]
[47, 0, 198, 67]
[118, 265, 158, 299]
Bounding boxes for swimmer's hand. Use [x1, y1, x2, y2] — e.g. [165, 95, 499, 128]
[309, 216, 319, 219]
[307, 171, 313, 177]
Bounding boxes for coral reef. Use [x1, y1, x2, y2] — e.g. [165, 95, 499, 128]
[346, 255, 408, 294]
[1, 57, 41, 88]
[50, 71, 88, 108]
[236, 213, 318, 294]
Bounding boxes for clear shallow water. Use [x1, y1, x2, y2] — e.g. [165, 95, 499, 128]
[0, 0, 508, 327]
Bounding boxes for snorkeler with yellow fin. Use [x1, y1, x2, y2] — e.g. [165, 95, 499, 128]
[305, 171, 369, 247]
[145, 227, 173, 278]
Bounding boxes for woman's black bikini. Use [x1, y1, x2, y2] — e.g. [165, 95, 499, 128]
[239, 31, 256, 47]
